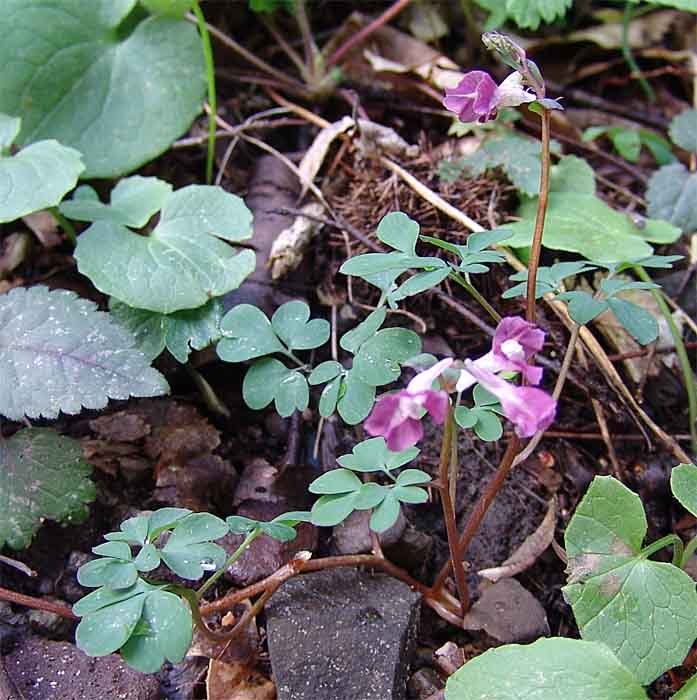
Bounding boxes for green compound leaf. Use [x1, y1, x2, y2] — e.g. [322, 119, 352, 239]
[444, 637, 647, 700]
[647, 163, 697, 234]
[454, 406, 503, 442]
[60, 177, 173, 228]
[242, 358, 308, 417]
[340, 308, 387, 354]
[105, 508, 191, 546]
[337, 370, 376, 425]
[0, 1, 206, 178]
[606, 297, 658, 345]
[352, 328, 421, 386]
[504, 261, 597, 300]
[556, 291, 609, 326]
[376, 212, 420, 254]
[141, 0, 194, 17]
[271, 301, 329, 350]
[563, 476, 697, 684]
[0, 115, 83, 223]
[0, 286, 168, 421]
[75, 185, 255, 314]
[218, 305, 284, 362]
[669, 108, 697, 152]
[110, 298, 223, 363]
[160, 513, 228, 580]
[337, 437, 419, 473]
[671, 463, 697, 518]
[501, 193, 681, 262]
[0, 428, 95, 550]
[464, 133, 546, 196]
[120, 588, 192, 672]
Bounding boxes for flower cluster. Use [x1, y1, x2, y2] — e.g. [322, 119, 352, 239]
[365, 317, 556, 450]
[443, 70, 535, 124]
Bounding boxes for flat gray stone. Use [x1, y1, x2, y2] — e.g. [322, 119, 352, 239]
[266, 569, 421, 700]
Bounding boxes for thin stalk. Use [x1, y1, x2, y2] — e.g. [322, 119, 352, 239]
[326, 0, 414, 68]
[261, 16, 307, 77]
[622, 1, 655, 102]
[431, 436, 521, 597]
[525, 109, 551, 324]
[437, 407, 470, 614]
[294, 0, 319, 83]
[191, 1, 216, 184]
[450, 272, 502, 323]
[49, 207, 77, 245]
[634, 265, 697, 452]
[196, 529, 260, 600]
[0, 585, 76, 619]
[681, 534, 697, 569]
[641, 533, 684, 566]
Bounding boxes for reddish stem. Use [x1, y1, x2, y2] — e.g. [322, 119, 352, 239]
[326, 0, 414, 68]
[0, 586, 77, 620]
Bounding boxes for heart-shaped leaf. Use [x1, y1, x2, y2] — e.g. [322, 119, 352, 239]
[370, 492, 401, 532]
[563, 476, 697, 684]
[671, 463, 697, 518]
[0, 1, 206, 177]
[271, 301, 329, 350]
[60, 177, 173, 227]
[444, 638, 647, 700]
[242, 358, 292, 410]
[353, 328, 421, 386]
[218, 305, 285, 362]
[340, 308, 387, 354]
[0, 114, 83, 223]
[110, 298, 223, 363]
[336, 370, 376, 425]
[274, 370, 309, 417]
[0, 429, 95, 550]
[309, 361, 344, 385]
[0, 286, 168, 420]
[75, 186, 255, 314]
[337, 437, 419, 473]
[376, 212, 420, 254]
[309, 469, 363, 495]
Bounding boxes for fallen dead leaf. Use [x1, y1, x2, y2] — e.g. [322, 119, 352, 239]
[206, 659, 276, 700]
[269, 203, 325, 280]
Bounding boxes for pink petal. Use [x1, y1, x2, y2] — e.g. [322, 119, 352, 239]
[420, 390, 450, 424]
[443, 71, 498, 124]
[407, 358, 453, 394]
[364, 393, 403, 438]
[494, 71, 536, 108]
[385, 417, 423, 452]
[493, 317, 545, 358]
[463, 361, 556, 438]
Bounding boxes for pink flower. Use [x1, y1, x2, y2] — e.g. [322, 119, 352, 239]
[365, 358, 453, 451]
[463, 361, 556, 437]
[443, 70, 535, 124]
[457, 316, 545, 391]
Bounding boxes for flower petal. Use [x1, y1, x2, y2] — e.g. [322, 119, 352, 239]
[421, 390, 450, 424]
[443, 71, 498, 124]
[385, 417, 423, 452]
[407, 357, 453, 394]
[491, 316, 546, 385]
[494, 71, 536, 108]
[364, 393, 403, 438]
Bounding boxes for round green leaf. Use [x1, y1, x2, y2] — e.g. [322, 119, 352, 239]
[318, 377, 342, 418]
[671, 463, 697, 519]
[337, 371, 376, 425]
[259, 521, 298, 542]
[392, 485, 429, 504]
[369, 493, 401, 533]
[242, 358, 292, 410]
[75, 186, 255, 314]
[134, 544, 161, 572]
[471, 408, 503, 442]
[0, 428, 95, 550]
[0, 286, 168, 421]
[77, 558, 138, 590]
[395, 469, 431, 486]
[310, 493, 358, 527]
[353, 328, 421, 386]
[444, 638, 647, 700]
[670, 109, 697, 153]
[353, 483, 388, 510]
[226, 516, 260, 535]
[0, 1, 206, 178]
[0, 138, 84, 223]
[309, 361, 343, 385]
[274, 371, 309, 417]
[647, 164, 697, 234]
[218, 305, 284, 362]
[309, 469, 363, 495]
[454, 406, 478, 429]
[376, 212, 420, 254]
[92, 541, 132, 560]
[271, 301, 329, 350]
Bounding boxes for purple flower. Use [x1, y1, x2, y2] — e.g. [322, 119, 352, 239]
[463, 361, 556, 437]
[457, 316, 545, 391]
[365, 358, 453, 451]
[443, 70, 535, 124]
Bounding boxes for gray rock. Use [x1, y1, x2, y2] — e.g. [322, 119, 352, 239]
[332, 508, 406, 555]
[4, 636, 159, 700]
[266, 568, 421, 700]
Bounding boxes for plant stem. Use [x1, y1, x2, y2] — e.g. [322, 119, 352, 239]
[634, 265, 697, 453]
[294, 0, 318, 83]
[437, 407, 470, 615]
[450, 272, 502, 323]
[525, 108, 551, 324]
[431, 436, 521, 598]
[681, 534, 697, 569]
[0, 585, 76, 619]
[49, 207, 77, 245]
[641, 533, 684, 566]
[191, 1, 216, 184]
[622, 1, 655, 102]
[326, 0, 414, 68]
[196, 529, 260, 600]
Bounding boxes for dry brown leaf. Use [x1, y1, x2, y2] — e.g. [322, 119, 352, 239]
[206, 660, 275, 700]
[477, 498, 556, 583]
[269, 203, 325, 280]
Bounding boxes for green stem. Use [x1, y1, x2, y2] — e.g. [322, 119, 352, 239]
[450, 271, 502, 323]
[49, 207, 77, 246]
[192, 0, 217, 184]
[674, 673, 697, 699]
[681, 534, 697, 569]
[622, 1, 655, 102]
[196, 529, 260, 600]
[634, 265, 697, 453]
[641, 533, 684, 566]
